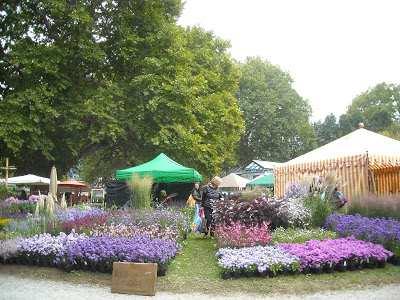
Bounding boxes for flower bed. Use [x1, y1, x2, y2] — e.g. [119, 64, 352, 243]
[56, 208, 109, 233]
[65, 235, 179, 275]
[216, 246, 300, 279]
[91, 223, 181, 242]
[17, 232, 87, 266]
[0, 232, 179, 275]
[0, 196, 37, 217]
[215, 221, 271, 248]
[0, 238, 20, 263]
[213, 196, 311, 229]
[109, 208, 190, 240]
[216, 238, 393, 279]
[325, 214, 400, 263]
[279, 237, 393, 273]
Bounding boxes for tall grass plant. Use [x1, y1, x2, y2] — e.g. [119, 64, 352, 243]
[348, 194, 400, 219]
[129, 175, 153, 209]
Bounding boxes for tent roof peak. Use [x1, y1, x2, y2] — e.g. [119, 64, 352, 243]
[286, 128, 400, 165]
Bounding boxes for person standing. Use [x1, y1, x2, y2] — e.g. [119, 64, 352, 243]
[191, 183, 203, 233]
[201, 176, 223, 236]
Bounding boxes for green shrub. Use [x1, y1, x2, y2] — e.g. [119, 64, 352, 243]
[304, 195, 334, 227]
[0, 184, 7, 200]
[0, 184, 17, 200]
[348, 194, 400, 219]
[272, 227, 337, 244]
[4, 217, 43, 237]
[128, 175, 153, 209]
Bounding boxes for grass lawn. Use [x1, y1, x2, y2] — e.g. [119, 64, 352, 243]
[1, 234, 400, 296]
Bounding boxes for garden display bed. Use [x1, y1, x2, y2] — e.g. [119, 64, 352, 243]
[0, 206, 189, 277]
[216, 237, 393, 279]
[1, 232, 178, 276]
[325, 213, 400, 264]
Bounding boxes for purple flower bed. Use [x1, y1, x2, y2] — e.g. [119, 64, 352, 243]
[216, 246, 300, 279]
[1, 232, 179, 275]
[17, 232, 87, 266]
[279, 237, 393, 272]
[216, 237, 393, 279]
[92, 223, 181, 242]
[56, 207, 108, 223]
[55, 208, 109, 233]
[0, 196, 38, 217]
[325, 214, 400, 262]
[65, 235, 179, 274]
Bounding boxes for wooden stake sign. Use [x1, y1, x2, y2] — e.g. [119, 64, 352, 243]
[111, 262, 157, 296]
[1, 158, 16, 187]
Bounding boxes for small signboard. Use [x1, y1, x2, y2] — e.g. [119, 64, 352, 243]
[111, 262, 157, 296]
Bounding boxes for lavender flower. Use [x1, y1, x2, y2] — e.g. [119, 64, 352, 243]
[18, 232, 87, 263]
[65, 235, 179, 266]
[279, 237, 393, 270]
[0, 238, 21, 260]
[216, 245, 300, 274]
[56, 207, 107, 222]
[325, 213, 400, 256]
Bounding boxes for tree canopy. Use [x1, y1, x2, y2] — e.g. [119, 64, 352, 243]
[346, 82, 400, 134]
[0, 1, 244, 180]
[237, 57, 316, 164]
[313, 82, 400, 147]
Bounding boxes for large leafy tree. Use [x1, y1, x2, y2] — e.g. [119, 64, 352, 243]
[313, 113, 340, 146]
[237, 57, 316, 164]
[344, 82, 400, 135]
[0, 1, 243, 179]
[313, 82, 400, 145]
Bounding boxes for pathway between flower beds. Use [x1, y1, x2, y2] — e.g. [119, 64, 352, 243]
[2, 274, 400, 300]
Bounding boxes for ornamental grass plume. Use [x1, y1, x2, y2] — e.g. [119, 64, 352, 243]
[129, 175, 153, 209]
[46, 194, 55, 218]
[348, 194, 400, 219]
[60, 193, 67, 210]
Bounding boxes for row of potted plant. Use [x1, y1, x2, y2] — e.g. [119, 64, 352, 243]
[216, 237, 393, 279]
[0, 231, 180, 276]
[325, 213, 400, 263]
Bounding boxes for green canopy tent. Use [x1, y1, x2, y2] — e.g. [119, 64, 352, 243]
[246, 173, 274, 187]
[115, 153, 202, 183]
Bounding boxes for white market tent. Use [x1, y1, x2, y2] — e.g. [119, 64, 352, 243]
[286, 128, 400, 164]
[7, 174, 51, 186]
[219, 173, 250, 190]
[275, 128, 400, 200]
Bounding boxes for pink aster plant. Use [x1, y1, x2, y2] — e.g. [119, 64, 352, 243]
[215, 221, 272, 248]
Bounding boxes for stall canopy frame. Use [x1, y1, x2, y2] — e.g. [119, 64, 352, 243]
[115, 153, 202, 183]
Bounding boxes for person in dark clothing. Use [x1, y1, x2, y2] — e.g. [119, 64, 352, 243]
[201, 176, 223, 236]
[191, 183, 203, 233]
[191, 183, 202, 204]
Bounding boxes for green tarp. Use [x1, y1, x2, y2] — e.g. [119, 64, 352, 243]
[115, 153, 202, 183]
[247, 173, 274, 187]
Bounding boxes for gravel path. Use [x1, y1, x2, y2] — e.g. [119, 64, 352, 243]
[1, 274, 400, 300]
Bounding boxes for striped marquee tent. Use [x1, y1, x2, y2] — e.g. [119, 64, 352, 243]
[274, 128, 400, 201]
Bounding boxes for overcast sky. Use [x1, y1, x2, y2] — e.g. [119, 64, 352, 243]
[179, 0, 400, 121]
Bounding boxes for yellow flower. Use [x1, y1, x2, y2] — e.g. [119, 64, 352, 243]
[0, 218, 11, 227]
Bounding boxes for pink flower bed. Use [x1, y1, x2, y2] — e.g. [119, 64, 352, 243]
[215, 221, 271, 248]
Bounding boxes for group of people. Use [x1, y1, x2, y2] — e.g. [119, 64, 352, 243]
[190, 176, 223, 236]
